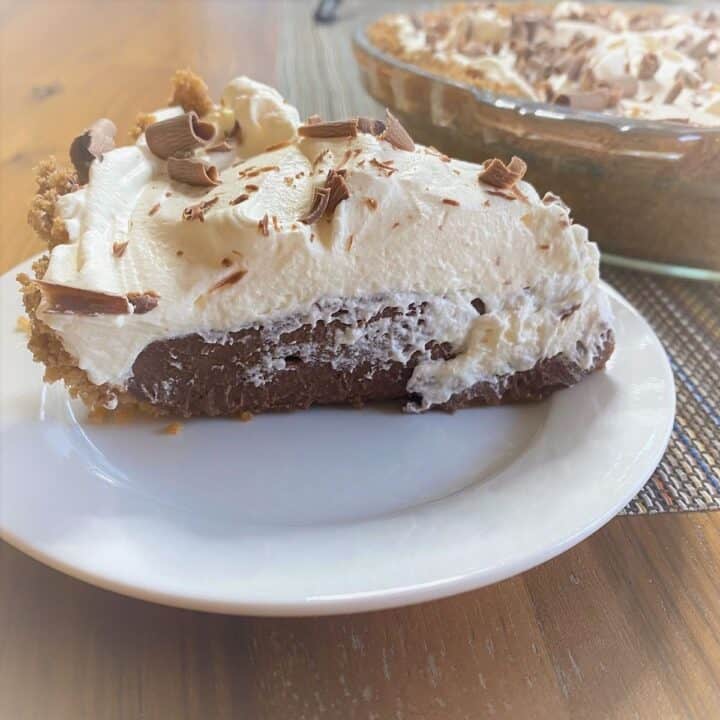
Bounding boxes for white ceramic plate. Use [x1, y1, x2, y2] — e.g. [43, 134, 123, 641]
[0, 257, 674, 616]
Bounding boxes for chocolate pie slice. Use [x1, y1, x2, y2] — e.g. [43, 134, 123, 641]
[20, 71, 613, 417]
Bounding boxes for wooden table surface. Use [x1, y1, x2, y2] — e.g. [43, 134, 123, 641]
[1, 2, 719, 718]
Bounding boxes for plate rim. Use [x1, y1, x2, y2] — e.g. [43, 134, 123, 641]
[0, 257, 675, 616]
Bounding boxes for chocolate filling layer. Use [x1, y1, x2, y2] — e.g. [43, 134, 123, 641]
[127, 302, 614, 417]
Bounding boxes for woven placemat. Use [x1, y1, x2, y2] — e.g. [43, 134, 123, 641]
[604, 268, 720, 514]
[279, 1, 719, 514]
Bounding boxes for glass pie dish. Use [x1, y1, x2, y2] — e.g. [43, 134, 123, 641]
[353, 23, 720, 280]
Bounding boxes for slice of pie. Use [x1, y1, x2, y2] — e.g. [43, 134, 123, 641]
[20, 71, 614, 417]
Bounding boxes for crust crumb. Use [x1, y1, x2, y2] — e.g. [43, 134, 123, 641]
[129, 112, 156, 141]
[169, 69, 213, 116]
[27, 158, 78, 248]
[15, 315, 31, 335]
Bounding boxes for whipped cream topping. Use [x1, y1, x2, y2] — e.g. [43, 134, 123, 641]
[389, 3, 720, 126]
[38, 77, 612, 408]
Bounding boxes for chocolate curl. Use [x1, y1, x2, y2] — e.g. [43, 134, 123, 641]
[69, 118, 117, 184]
[478, 157, 528, 189]
[145, 111, 215, 159]
[324, 169, 350, 214]
[380, 109, 415, 151]
[300, 187, 330, 224]
[36, 280, 130, 315]
[168, 157, 221, 186]
[298, 119, 358, 138]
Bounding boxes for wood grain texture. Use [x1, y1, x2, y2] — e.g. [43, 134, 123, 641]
[1, 1, 719, 718]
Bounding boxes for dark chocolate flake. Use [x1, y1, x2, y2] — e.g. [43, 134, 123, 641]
[230, 193, 249, 205]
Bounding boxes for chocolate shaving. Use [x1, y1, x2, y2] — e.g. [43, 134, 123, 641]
[426, 146, 450, 162]
[245, 183, 259, 192]
[298, 119, 358, 138]
[182, 196, 219, 222]
[206, 140, 232, 153]
[69, 118, 117, 184]
[168, 157, 220, 186]
[36, 280, 130, 315]
[365, 197, 378, 210]
[357, 116, 386, 135]
[566, 54, 586, 83]
[312, 149, 330, 168]
[272, 215, 280, 232]
[265, 139, 293, 152]
[676, 68, 703, 89]
[689, 35, 713, 60]
[335, 149, 353, 170]
[145, 112, 215, 160]
[208, 270, 246, 292]
[230, 193, 249, 205]
[478, 157, 527, 189]
[380, 110, 415, 151]
[148, 202, 161, 216]
[112, 241, 128, 257]
[560, 303, 581, 320]
[369, 157, 397, 176]
[127, 291, 159, 314]
[664, 80, 683, 105]
[638, 52, 660, 80]
[442, 198, 460, 206]
[487, 189, 518, 201]
[300, 187, 330, 224]
[258, 213, 270, 236]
